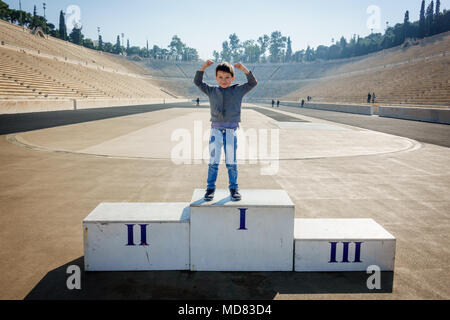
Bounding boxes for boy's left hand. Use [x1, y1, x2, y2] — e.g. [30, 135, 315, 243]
[234, 62, 249, 74]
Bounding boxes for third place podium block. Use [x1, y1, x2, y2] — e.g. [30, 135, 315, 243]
[189, 189, 295, 271]
[294, 219, 396, 272]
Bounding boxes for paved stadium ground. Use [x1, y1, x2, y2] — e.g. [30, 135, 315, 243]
[264, 103, 450, 148]
[0, 102, 449, 299]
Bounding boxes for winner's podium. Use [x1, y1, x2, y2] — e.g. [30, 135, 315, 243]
[189, 189, 295, 271]
[83, 189, 396, 273]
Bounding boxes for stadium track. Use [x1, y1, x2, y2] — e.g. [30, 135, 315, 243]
[1, 102, 449, 147]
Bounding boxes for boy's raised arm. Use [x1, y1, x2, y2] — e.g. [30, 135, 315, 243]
[235, 62, 257, 95]
[200, 60, 214, 72]
[194, 60, 214, 95]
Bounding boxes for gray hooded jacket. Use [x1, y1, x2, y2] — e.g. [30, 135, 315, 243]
[194, 70, 257, 122]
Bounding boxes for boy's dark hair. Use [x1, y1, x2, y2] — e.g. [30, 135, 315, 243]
[216, 62, 234, 77]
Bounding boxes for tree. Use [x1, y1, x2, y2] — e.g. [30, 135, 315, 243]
[30, 5, 38, 29]
[419, 0, 426, 38]
[22, 11, 32, 27]
[127, 46, 141, 56]
[183, 47, 199, 61]
[59, 10, 67, 40]
[305, 45, 314, 62]
[435, 0, 441, 33]
[151, 45, 160, 59]
[403, 10, 410, 41]
[382, 27, 395, 48]
[425, 1, 434, 36]
[409, 20, 420, 38]
[98, 35, 103, 51]
[390, 23, 405, 46]
[8, 9, 20, 24]
[12, 10, 30, 26]
[0, 1, 9, 20]
[114, 35, 121, 54]
[69, 26, 84, 45]
[444, 9, 450, 33]
[169, 35, 185, 60]
[139, 47, 147, 58]
[242, 40, 261, 63]
[228, 33, 241, 62]
[257, 34, 270, 61]
[315, 45, 329, 60]
[212, 50, 220, 62]
[150, 45, 170, 60]
[160, 48, 169, 60]
[339, 36, 349, 58]
[269, 31, 286, 62]
[103, 42, 114, 53]
[221, 40, 232, 62]
[293, 50, 305, 62]
[286, 37, 293, 62]
[328, 44, 341, 60]
[37, 16, 49, 33]
[83, 38, 94, 49]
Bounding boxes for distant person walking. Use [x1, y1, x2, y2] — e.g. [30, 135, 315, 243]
[196, 97, 200, 106]
[367, 92, 372, 103]
[272, 99, 275, 108]
[277, 100, 280, 108]
[301, 99, 305, 107]
[372, 93, 376, 103]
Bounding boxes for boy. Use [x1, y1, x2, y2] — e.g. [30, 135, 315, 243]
[194, 60, 257, 201]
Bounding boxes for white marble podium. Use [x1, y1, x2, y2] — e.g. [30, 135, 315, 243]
[82, 191, 396, 273]
[83, 202, 190, 271]
[189, 189, 295, 271]
[294, 219, 396, 272]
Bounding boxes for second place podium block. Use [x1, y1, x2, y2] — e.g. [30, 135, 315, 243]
[83, 202, 190, 271]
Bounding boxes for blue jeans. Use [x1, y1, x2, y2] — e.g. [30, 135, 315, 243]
[207, 128, 238, 190]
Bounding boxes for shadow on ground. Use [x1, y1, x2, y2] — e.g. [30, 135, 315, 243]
[25, 257, 393, 300]
[0, 102, 204, 135]
[0, 102, 308, 136]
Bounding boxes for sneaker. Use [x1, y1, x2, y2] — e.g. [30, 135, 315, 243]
[230, 189, 241, 201]
[204, 188, 215, 201]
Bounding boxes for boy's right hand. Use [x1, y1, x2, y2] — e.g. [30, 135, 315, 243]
[200, 60, 214, 71]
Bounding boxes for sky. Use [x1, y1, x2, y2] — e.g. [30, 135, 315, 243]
[5, 0, 450, 60]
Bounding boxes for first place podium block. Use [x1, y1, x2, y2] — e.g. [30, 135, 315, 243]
[83, 202, 190, 271]
[189, 189, 295, 271]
